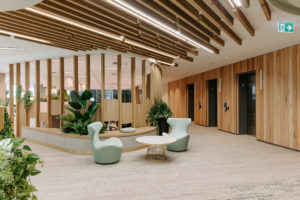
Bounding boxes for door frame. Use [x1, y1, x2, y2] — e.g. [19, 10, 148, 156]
[236, 71, 256, 134]
[206, 79, 218, 127]
[186, 83, 196, 122]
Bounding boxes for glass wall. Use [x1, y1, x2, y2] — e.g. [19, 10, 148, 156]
[64, 56, 75, 95]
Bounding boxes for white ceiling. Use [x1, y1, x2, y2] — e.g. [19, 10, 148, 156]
[0, 0, 299, 85]
[0, 0, 42, 12]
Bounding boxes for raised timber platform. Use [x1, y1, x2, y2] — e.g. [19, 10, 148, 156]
[22, 126, 156, 155]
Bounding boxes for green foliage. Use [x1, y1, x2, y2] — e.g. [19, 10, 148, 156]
[40, 98, 47, 102]
[100, 124, 107, 134]
[57, 89, 70, 102]
[60, 90, 99, 135]
[0, 138, 43, 200]
[23, 91, 34, 110]
[0, 108, 14, 140]
[16, 85, 22, 104]
[51, 94, 59, 100]
[0, 98, 9, 107]
[0, 107, 42, 199]
[148, 99, 172, 128]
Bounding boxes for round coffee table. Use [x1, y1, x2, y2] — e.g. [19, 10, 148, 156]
[136, 136, 176, 161]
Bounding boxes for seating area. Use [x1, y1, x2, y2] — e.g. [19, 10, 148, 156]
[0, 0, 300, 199]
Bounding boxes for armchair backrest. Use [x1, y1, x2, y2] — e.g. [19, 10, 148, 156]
[88, 122, 103, 144]
[167, 118, 191, 136]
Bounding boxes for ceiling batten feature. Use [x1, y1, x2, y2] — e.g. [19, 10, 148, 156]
[0, 29, 50, 44]
[208, 0, 234, 26]
[227, 3, 255, 36]
[124, 39, 178, 59]
[106, 0, 217, 54]
[25, 7, 123, 41]
[242, 0, 250, 8]
[151, 0, 224, 47]
[37, 0, 194, 61]
[188, 0, 242, 45]
[258, 0, 271, 21]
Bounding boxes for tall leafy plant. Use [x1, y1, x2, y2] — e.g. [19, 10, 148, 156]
[60, 90, 99, 135]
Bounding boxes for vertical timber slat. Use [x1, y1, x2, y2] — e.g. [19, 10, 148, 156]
[35, 60, 40, 127]
[47, 59, 52, 128]
[74, 55, 79, 92]
[60, 57, 64, 127]
[25, 62, 30, 126]
[16, 63, 20, 137]
[131, 57, 136, 127]
[101, 53, 105, 123]
[9, 64, 14, 124]
[118, 55, 122, 128]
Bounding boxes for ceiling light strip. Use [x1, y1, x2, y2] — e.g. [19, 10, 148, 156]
[25, 7, 123, 41]
[125, 39, 177, 59]
[233, 0, 242, 7]
[0, 29, 50, 43]
[106, 0, 214, 54]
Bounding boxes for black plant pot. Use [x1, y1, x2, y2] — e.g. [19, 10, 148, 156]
[157, 117, 169, 136]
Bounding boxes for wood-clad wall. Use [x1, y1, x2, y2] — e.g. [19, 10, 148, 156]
[168, 44, 300, 151]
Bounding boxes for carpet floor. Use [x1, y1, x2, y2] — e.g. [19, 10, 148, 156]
[28, 124, 300, 200]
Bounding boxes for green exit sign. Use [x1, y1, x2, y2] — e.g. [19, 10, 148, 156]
[278, 22, 294, 33]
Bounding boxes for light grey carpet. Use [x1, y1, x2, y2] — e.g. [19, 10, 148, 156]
[29, 124, 300, 200]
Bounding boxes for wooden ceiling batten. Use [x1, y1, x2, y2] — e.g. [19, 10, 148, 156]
[188, 0, 242, 45]
[208, 0, 234, 26]
[36, 0, 194, 60]
[242, 0, 250, 8]
[231, 8, 255, 36]
[150, 0, 224, 47]
[258, 0, 271, 21]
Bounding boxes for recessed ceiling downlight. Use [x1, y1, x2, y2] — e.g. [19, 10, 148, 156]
[0, 0, 42, 12]
[269, 0, 300, 16]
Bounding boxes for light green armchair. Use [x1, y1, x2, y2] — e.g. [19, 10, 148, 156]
[88, 122, 123, 164]
[163, 118, 191, 152]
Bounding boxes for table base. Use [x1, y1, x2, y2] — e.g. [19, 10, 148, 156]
[145, 144, 167, 161]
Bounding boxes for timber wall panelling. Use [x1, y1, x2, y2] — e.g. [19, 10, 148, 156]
[168, 44, 300, 151]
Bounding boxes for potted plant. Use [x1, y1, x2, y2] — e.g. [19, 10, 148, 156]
[148, 99, 173, 135]
[0, 108, 43, 200]
[59, 90, 99, 135]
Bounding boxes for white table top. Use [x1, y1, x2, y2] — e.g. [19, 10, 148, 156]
[136, 136, 176, 145]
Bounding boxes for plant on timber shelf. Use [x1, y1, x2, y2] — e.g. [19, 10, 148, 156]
[22, 91, 35, 110]
[16, 85, 22, 104]
[59, 90, 99, 135]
